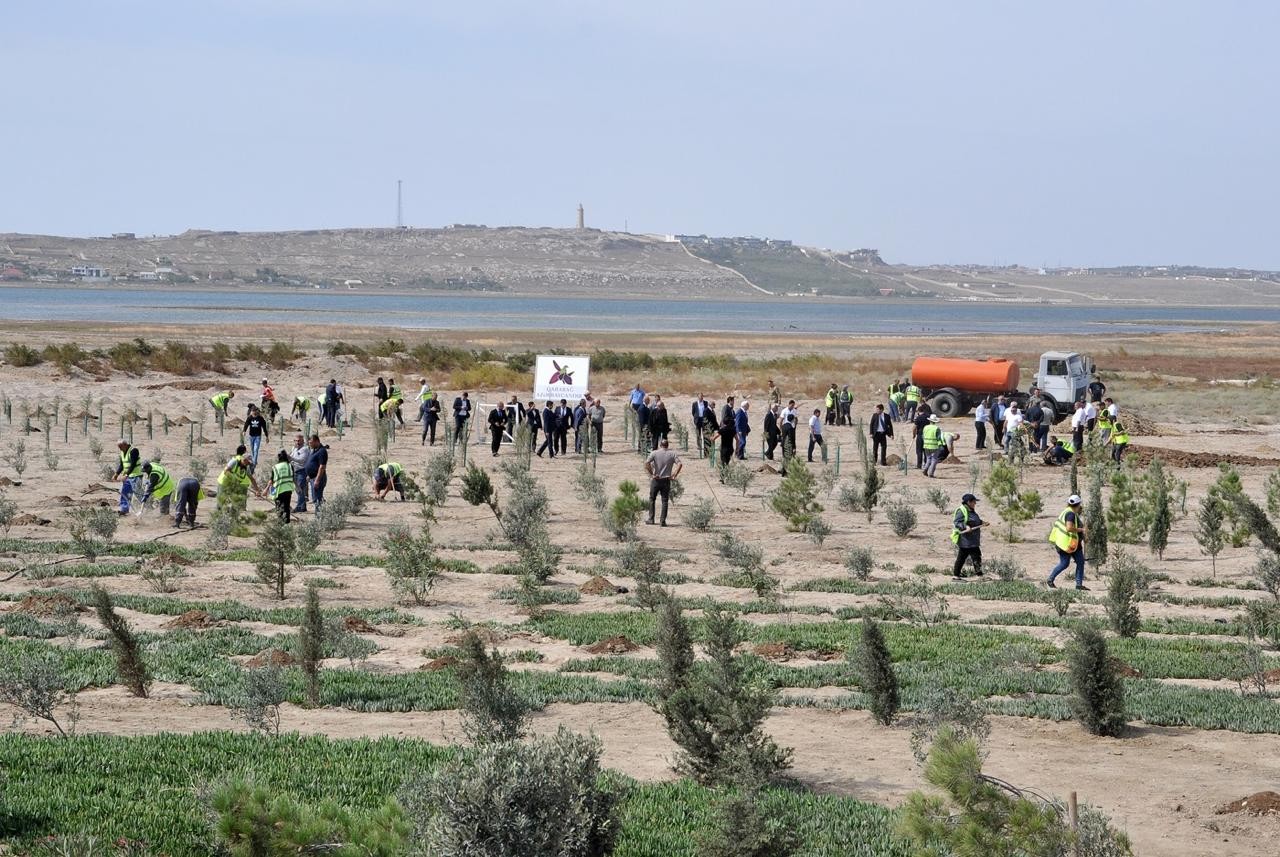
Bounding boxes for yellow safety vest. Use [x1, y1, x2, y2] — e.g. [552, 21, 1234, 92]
[1062, 440, 1076, 454]
[906, 385, 923, 403]
[119, 446, 142, 478]
[210, 392, 231, 411]
[380, 396, 401, 415]
[951, 505, 970, 545]
[146, 464, 175, 500]
[217, 457, 250, 490]
[1049, 507, 1080, 553]
[923, 424, 942, 451]
[270, 461, 293, 495]
[294, 396, 311, 412]
[1112, 423, 1130, 446]
[378, 462, 403, 480]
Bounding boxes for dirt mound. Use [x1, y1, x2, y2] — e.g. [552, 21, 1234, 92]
[342, 615, 380, 634]
[162, 609, 219, 630]
[885, 454, 902, 465]
[585, 635, 641, 655]
[805, 648, 843, 662]
[0, 477, 15, 487]
[1124, 410, 1161, 436]
[445, 626, 508, 645]
[149, 550, 194, 567]
[246, 648, 296, 668]
[1110, 657, 1142, 678]
[50, 495, 77, 506]
[225, 418, 245, 429]
[1216, 792, 1280, 816]
[16, 593, 82, 617]
[1127, 447, 1279, 469]
[142, 380, 250, 391]
[579, 575, 619, 595]
[12, 514, 51, 526]
[752, 642, 795, 661]
[420, 656, 458, 671]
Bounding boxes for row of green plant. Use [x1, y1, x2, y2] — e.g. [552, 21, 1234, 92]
[3, 338, 302, 374]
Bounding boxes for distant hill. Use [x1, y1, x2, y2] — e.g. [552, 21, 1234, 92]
[3, 226, 1278, 306]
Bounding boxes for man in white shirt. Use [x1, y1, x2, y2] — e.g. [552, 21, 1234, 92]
[1105, 397, 1119, 420]
[1003, 404, 1024, 454]
[973, 399, 992, 450]
[1083, 399, 1099, 431]
[1070, 401, 1087, 450]
[807, 408, 824, 462]
[779, 401, 799, 460]
[288, 433, 311, 513]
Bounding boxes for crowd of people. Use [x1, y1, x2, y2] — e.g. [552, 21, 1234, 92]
[115, 370, 1126, 591]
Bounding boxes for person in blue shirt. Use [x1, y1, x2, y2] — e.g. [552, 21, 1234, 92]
[734, 402, 751, 460]
[629, 384, 645, 411]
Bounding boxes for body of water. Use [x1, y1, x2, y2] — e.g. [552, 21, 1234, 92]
[0, 285, 1275, 335]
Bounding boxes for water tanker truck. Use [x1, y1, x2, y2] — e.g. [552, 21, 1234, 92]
[909, 352, 1101, 423]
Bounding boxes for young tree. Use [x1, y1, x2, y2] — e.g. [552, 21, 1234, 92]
[1067, 625, 1128, 737]
[853, 619, 899, 726]
[0, 650, 79, 736]
[769, 460, 822, 532]
[456, 629, 531, 745]
[1209, 464, 1252, 547]
[982, 460, 1043, 542]
[606, 480, 647, 541]
[1146, 459, 1172, 559]
[698, 789, 798, 857]
[1085, 464, 1109, 566]
[461, 462, 501, 519]
[299, 583, 324, 708]
[382, 523, 441, 605]
[1107, 469, 1145, 544]
[1105, 550, 1143, 638]
[210, 780, 408, 856]
[254, 517, 295, 600]
[619, 540, 666, 611]
[1194, 493, 1227, 577]
[654, 605, 792, 786]
[92, 586, 150, 698]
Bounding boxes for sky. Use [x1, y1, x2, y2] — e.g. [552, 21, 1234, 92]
[4, 1, 1279, 268]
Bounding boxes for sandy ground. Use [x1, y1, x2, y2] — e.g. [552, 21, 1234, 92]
[2, 329, 1280, 856]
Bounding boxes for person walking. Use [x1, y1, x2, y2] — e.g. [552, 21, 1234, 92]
[767, 380, 781, 409]
[113, 439, 143, 515]
[763, 403, 780, 460]
[172, 477, 203, 528]
[555, 399, 570, 455]
[734, 401, 751, 460]
[260, 379, 279, 421]
[869, 403, 893, 466]
[452, 392, 472, 440]
[648, 401, 670, 451]
[951, 493, 984, 579]
[838, 385, 852, 426]
[1002, 403, 1023, 456]
[636, 395, 653, 451]
[488, 404, 508, 457]
[824, 384, 838, 426]
[373, 462, 405, 501]
[268, 450, 294, 522]
[1047, 494, 1088, 590]
[305, 435, 328, 509]
[922, 414, 944, 477]
[537, 401, 557, 458]
[289, 433, 310, 513]
[645, 438, 682, 527]
[780, 400, 798, 461]
[245, 404, 269, 468]
[1070, 400, 1087, 451]
[691, 394, 711, 454]
[721, 395, 736, 426]
[807, 408, 824, 462]
[912, 404, 933, 470]
[629, 384, 645, 414]
[420, 393, 440, 445]
[573, 398, 588, 453]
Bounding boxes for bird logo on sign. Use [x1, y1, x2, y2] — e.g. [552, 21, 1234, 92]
[548, 360, 575, 385]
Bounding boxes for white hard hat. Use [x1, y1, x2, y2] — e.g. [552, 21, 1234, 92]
[928, 415, 939, 423]
[1067, 494, 1082, 505]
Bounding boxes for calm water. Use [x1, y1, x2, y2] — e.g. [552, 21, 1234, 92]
[1, 285, 1276, 335]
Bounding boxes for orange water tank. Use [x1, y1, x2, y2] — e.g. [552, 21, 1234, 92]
[910, 357, 1020, 395]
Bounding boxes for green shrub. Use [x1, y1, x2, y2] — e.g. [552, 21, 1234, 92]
[607, 480, 647, 541]
[401, 727, 623, 857]
[769, 460, 821, 532]
[1067, 626, 1127, 737]
[844, 546, 874, 580]
[254, 517, 296, 600]
[698, 789, 798, 857]
[884, 501, 917, 539]
[1106, 550, 1146, 638]
[985, 555, 1023, 582]
[3, 343, 42, 367]
[382, 524, 440, 605]
[209, 778, 407, 856]
[682, 497, 717, 532]
[231, 665, 287, 737]
[300, 584, 324, 708]
[456, 630, 530, 745]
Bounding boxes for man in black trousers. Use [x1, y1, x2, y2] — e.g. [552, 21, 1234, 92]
[763, 403, 780, 460]
[869, 403, 894, 466]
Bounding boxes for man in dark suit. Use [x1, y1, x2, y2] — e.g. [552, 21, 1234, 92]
[721, 395, 736, 426]
[648, 402, 670, 451]
[763, 404, 780, 460]
[487, 404, 506, 457]
[701, 402, 720, 459]
[452, 392, 472, 439]
[572, 399, 587, 453]
[636, 395, 653, 451]
[555, 399, 570, 455]
[537, 401, 557, 457]
[869, 403, 894, 466]
[525, 400, 542, 452]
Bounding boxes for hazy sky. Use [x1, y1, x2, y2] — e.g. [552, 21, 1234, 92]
[6, 1, 1278, 268]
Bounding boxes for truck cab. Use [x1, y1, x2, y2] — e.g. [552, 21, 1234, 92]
[1033, 351, 1098, 421]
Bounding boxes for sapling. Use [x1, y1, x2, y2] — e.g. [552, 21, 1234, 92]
[4, 440, 27, 477]
[92, 586, 150, 698]
[854, 618, 899, 726]
[299, 584, 324, 707]
[982, 459, 1042, 542]
[1194, 493, 1227, 577]
[0, 651, 79, 737]
[254, 517, 296, 599]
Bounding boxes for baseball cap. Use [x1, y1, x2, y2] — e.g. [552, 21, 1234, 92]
[1067, 494, 1082, 505]
[962, 493, 977, 503]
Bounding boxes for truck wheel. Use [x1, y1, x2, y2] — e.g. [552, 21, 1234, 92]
[930, 392, 961, 418]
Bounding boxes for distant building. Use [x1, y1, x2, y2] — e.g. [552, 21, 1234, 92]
[134, 271, 160, 281]
[70, 265, 107, 279]
[111, 233, 136, 240]
[1, 266, 24, 280]
[878, 288, 895, 296]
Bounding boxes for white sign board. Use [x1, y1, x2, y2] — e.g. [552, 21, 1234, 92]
[533, 354, 590, 402]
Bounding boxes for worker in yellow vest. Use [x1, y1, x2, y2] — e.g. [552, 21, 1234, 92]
[268, 450, 295, 522]
[113, 439, 143, 515]
[1109, 420, 1130, 464]
[904, 381, 923, 421]
[216, 448, 259, 511]
[373, 462, 405, 501]
[922, 415, 944, 477]
[1047, 494, 1088, 590]
[291, 395, 312, 421]
[209, 390, 234, 416]
[139, 461, 177, 515]
[824, 384, 838, 426]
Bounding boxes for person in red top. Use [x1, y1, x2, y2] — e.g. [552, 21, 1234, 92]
[260, 379, 279, 420]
